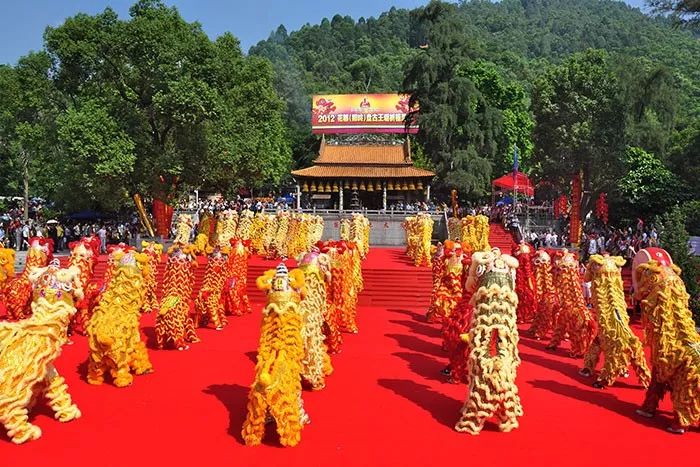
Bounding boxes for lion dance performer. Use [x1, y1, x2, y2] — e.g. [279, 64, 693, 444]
[156, 216, 200, 350]
[427, 242, 446, 321]
[140, 241, 163, 315]
[511, 242, 537, 324]
[633, 248, 700, 434]
[222, 238, 251, 317]
[0, 246, 16, 313]
[0, 261, 82, 444]
[415, 213, 433, 267]
[216, 210, 238, 248]
[581, 254, 650, 388]
[86, 251, 154, 387]
[298, 247, 334, 390]
[5, 237, 53, 320]
[527, 249, 558, 339]
[66, 236, 100, 334]
[195, 245, 229, 330]
[242, 263, 308, 447]
[455, 248, 522, 435]
[441, 250, 474, 383]
[321, 241, 346, 354]
[427, 241, 464, 324]
[545, 250, 597, 357]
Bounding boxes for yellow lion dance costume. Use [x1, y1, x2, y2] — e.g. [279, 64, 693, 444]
[216, 210, 238, 248]
[0, 261, 82, 444]
[0, 246, 16, 306]
[581, 254, 650, 388]
[236, 209, 254, 241]
[242, 263, 308, 447]
[173, 214, 194, 245]
[527, 249, 558, 339]
[298, 247, 334, 390]
[404, 214, 432, 267]
[5, 237, 52, 320]
[455, 248, 522, 435]
[633, 248, 700, 434]
[86, 251, 154, 387]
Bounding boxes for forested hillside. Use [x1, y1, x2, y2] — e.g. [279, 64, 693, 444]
[251, 0, 700, 190]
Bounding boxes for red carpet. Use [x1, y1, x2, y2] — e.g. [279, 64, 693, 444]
[2, 247, 694, 466]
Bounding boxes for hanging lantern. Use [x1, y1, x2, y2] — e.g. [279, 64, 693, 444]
[351, 180, 358, 190]
[387, 180, 395, 191]
[367, 179, 375, 192]
[343, 179, 350, 189]
[310, 181, 317, 192]
[325, 182, 332, 193]
[359, 180, 367, 191]
[408, 180, 416, 190]
[318, 182, 326, 192]
[375, 180, 383, 191]
[302, 181, 309, 192]
[417, 180, 424, 190]
[332, 181, 339, 192]
[401, 181, 409, 190]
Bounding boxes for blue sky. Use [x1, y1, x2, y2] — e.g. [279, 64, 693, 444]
[0, 0, 649, 65]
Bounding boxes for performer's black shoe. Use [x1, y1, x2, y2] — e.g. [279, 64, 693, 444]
[441, 366, 451, 376]
[578, 368, 592, 377]
[592, 380, 605, 389]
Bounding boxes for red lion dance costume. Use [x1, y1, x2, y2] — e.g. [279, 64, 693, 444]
[67, 236, 101, 334]
[242, 263, 308, 447]
[581, 254, 650, 389]
[5, 237, 53, 320]
[545, 250, 597, 357]
[320, 241, 347, 354]
[527, 249, 558, 339]
[441, 250, 474, 383]
[155, 244, 200, 350]
[427, 241, 464, 324]
[222, 238, 251, 317]
[427, 243, 446, 320]
[195, 246, 229, 330]
[633, 248, 700, 434]
[512, 242, 537, 324]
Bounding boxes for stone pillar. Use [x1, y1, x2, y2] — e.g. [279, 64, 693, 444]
[339, 185, 344, 212]
[296, 183, 301, 210]
[382, 184, 387, 211]
[426, 184, 431, 202]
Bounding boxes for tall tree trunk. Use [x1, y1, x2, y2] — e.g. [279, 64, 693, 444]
[22, 150, 29, 221]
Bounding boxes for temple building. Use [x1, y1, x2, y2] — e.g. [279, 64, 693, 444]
[292, 135, 435, 210]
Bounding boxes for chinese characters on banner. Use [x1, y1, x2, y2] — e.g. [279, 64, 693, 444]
[311, 93, 419, 134]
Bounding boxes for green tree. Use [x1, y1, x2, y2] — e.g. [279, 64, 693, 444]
[532, 49, 625, 212]
[0, 52, 57, 219]
[615, 146, 685, 220]
[649, 0, 700, 25]
[43, 0, 290, 207]
[657, 206, 700, 321]
[403, 1, 498, 199]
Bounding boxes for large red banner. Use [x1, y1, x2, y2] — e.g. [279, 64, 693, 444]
[311, 93, 419, 134]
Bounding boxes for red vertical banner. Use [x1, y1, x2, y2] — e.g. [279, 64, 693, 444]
[595, 192, 608, 224]
[152, 199, 173, 238]
[569, 172, 582, 245]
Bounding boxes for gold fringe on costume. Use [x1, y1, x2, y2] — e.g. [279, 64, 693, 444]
[634, 255, 700, 430]
[1, 263, 82, 444]
[242, 264, 308, 447]
[527, 250, 558, 339]
[455, 249, 522, 435]
[546, 250, 597, 357]
[583, 254, 650, 388]
[86, 252, 154, 387]
[195, 247, 229, 330]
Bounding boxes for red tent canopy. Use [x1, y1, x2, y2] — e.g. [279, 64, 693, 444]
[492, 171, 534, 196]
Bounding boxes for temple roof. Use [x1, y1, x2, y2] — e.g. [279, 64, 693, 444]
[291, 137, 435, 179]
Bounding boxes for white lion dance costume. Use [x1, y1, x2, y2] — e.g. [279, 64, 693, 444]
[455, 249, 522, 435]
[0, 261, 82, 444]
[633, 248, 700, 434]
